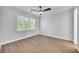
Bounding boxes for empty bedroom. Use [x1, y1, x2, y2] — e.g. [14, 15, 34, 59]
[0, 6, 78, 53]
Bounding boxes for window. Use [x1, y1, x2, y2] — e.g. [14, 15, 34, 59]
[28, 18, 36, 30]
[17, 15, 36, 32]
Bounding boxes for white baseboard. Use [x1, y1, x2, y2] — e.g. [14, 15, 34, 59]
[76, 48, 79, 52]
[40, 33, 73, 42]
[76, 46, 79, 52]
[1, 33, 73, 45]
[1, 33, 39, 45]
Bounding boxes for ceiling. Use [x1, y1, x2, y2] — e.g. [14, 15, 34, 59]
[13, 6, 73, 17]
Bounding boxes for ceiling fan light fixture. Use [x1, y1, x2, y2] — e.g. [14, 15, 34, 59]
[39, 11, 43, 14]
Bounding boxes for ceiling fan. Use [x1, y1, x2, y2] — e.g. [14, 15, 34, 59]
[31, 6, 51, 15]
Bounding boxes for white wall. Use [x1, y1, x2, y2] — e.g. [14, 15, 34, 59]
[0, 7, 40, 44]
[40, 9, 73, 40]
[77, 7, 79, 47]
[0, 7, 3, 49]
[73, 7, 78, 44]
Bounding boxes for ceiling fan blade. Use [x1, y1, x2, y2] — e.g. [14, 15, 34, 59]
[31, 9, 40, 12]
[43, 8, 51, 11]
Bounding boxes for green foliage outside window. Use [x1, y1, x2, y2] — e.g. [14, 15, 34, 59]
[17, 15, 36, 32]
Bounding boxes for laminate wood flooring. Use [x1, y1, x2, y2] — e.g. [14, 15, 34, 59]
[1, 34, 78, 53]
